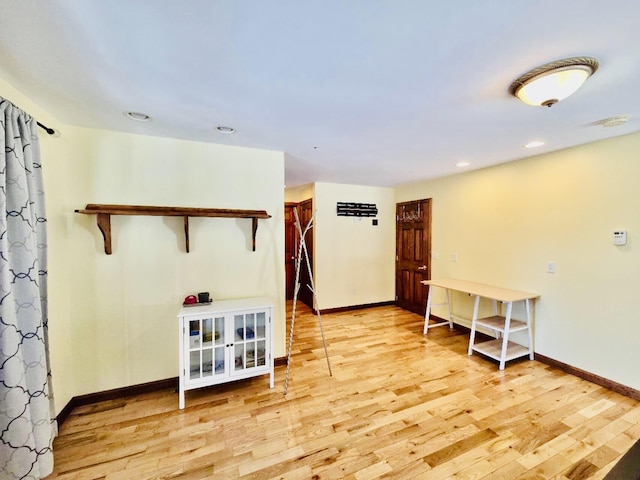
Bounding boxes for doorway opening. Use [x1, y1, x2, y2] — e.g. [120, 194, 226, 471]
[284, 199, 314, 309]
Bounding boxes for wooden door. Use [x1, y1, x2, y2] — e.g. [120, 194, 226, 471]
[297, 199, 314, 309]
[284, 203, 297, 300]
[396, 199, 431, 315]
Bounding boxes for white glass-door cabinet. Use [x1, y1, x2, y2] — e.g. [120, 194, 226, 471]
[177, 297, 274, 409]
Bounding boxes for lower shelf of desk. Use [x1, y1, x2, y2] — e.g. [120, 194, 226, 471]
[474, 315, 528, 333]
[470, 339, 530, 363]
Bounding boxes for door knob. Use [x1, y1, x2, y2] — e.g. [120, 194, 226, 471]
[418, 265, 427, 270]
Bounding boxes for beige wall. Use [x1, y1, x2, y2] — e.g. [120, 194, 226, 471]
[66, 128, 285, 400]
[284, 182, 396, 310]
[1, 77, 286, 414]
[284, 183, 314, 203]
[313, 182, 395, 310]
[396, 133, 640, 391]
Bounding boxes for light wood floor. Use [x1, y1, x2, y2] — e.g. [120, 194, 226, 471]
[47, 304, 640, 479]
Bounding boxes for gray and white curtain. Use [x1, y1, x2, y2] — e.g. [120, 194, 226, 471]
[0, 98, 54, 479]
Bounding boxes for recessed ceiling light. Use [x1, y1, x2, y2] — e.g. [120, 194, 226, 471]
[125, 111, 151, 121]
[456, 161, 470, 168]
[216, 126, 236, 134]
[524, 140, 545, 148]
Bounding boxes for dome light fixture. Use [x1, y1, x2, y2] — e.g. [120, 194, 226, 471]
[509, 57, 599, 107]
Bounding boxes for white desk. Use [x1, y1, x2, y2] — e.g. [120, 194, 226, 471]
[421, 279, 539, 370]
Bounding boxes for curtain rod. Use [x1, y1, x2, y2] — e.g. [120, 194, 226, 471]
[1, 97, 57, 136]
[37, 121, 56, 136]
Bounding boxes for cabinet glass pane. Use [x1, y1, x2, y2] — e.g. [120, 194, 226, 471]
[257, 340, 266, 367]
[189, 320, 200, 349]
[234, 314, 244, 341]
[215, 347, 225, 374]
[245, 313, 255, 339]
[246, 342, 256, 368]
[234, 344, 244, 371]
[256, 312, 266, 339]
[202, 349, 213, 377]
[215, 316, 224, 345]
[202, 318, 213, 347]
[189, 351, 200, 379]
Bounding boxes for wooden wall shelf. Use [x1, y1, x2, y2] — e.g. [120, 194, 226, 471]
[75, 204, 271, 254]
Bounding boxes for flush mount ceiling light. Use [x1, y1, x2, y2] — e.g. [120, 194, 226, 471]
[125, 111, 151, 121]
[509, 57, 599, 107]
[216, 126, 236, 134]
[524, 140, 545, 149]
[455, 161, 470, 168]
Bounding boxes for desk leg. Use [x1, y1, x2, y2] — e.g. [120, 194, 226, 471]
[468, 295, 481, 356]
[423, 286, 434, 335]
[445, 288, 453, 329]
[499, 301, 513, 370]
[525, 298, 534, 360]
[492, 299, 500, 339]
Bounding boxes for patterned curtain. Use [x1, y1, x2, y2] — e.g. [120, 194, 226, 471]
[0, 98, 54, 479]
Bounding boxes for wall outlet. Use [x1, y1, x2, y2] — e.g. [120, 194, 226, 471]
[432, 251, 439, 260]
[451, 253, 458, 262]
[546, 261, 556, 274]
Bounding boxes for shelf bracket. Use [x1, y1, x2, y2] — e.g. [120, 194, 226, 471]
[184, 216, 190, 253]
[96, 213, 112, 255]
[252, 217, 259, 252]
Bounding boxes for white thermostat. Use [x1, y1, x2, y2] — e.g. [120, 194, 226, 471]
[613, 230, 627, 246]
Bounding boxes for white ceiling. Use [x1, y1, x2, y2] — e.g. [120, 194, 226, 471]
[1, 1, 640, 188]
